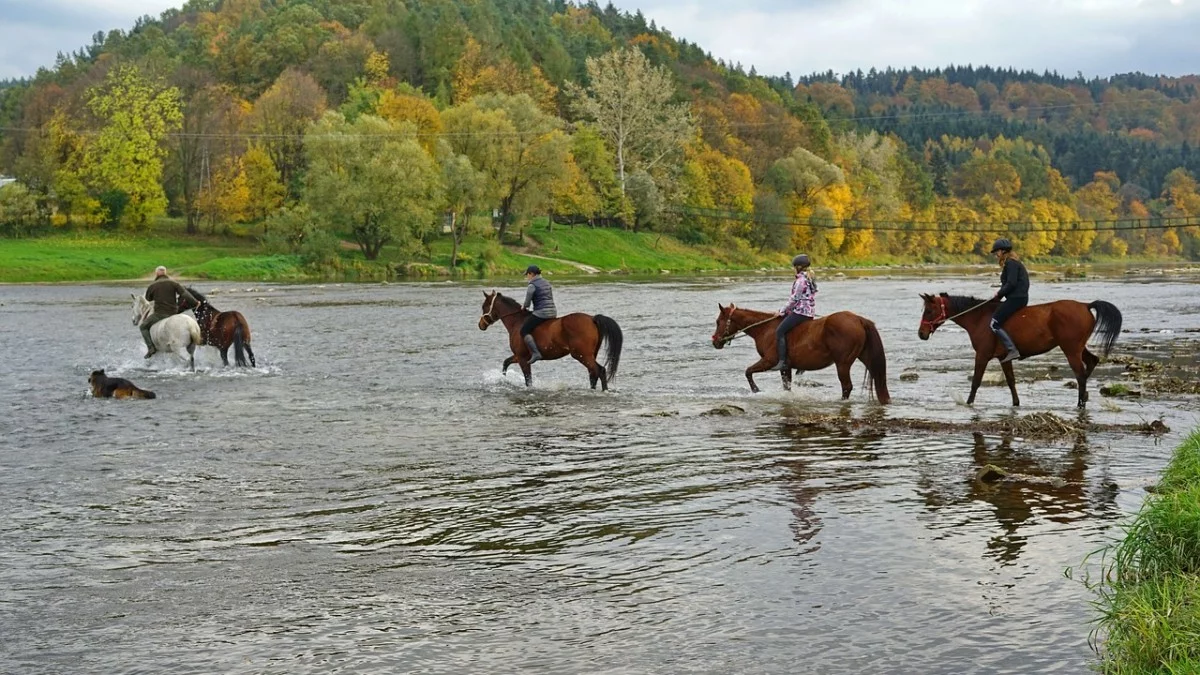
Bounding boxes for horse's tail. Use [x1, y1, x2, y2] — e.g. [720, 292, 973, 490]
[861, 318, 891, 404]
[1088, 300, 1123, 357]
[233, 322, 248, 367]
[593, 314, 623, 383]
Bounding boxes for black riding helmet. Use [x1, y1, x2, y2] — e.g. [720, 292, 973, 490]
[990, 238, 1013, 253]
[791, 254, 811, 268]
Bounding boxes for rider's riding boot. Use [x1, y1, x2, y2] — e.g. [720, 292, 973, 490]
[994, 328, 1021, 363]
[774, 334, 790, 371]
[523, 334, 543, 364]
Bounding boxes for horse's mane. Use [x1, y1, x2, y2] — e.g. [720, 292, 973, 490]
[187, 286, 208, 304]
[492, 292, 524, 312]
[939, 293, 993, 314]
[729, 305, 776, 320]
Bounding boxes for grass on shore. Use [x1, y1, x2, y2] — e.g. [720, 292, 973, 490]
[1092, 428, 1200, 673]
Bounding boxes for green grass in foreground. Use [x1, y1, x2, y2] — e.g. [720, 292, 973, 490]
[1093, 428, 1200, 673]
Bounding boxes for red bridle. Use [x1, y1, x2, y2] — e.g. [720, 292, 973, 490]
[919, 296, 948, 334]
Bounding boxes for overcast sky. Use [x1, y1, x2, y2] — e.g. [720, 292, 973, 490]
[1, 0, 1197, 81]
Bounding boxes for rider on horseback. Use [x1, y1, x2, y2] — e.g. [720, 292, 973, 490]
[141, 266, 198, 359]
[990, 238, 1029, 363]
[774, 254, 818, 371]
[521, 265, 557, 364]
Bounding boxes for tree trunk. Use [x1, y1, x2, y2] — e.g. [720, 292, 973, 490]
[498, 195, 514, 243]
[449, 211, 460, 268]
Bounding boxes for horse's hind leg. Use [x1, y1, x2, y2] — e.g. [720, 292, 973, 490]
[1082, 348, 1099, 379]
[218, 346, 230, 367]
[1065, 349, 1090, 408]
[187, 344, 197, 372]
[244, 344, 256, 368]
[1001, 360, 1020, 406]
[575, 352, 606, 391]
[836, 360, 853, 400]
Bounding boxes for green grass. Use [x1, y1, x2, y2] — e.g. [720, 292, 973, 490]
[0, 231, 291, 283]
[1092, 428, 1200, 673]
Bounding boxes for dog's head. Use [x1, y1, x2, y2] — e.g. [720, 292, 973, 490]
[89, 369, 105, 386]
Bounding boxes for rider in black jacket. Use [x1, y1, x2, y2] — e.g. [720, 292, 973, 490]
[989, 238, 1028, 363]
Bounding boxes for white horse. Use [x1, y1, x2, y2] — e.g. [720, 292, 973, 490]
[131, 294, 203, 371]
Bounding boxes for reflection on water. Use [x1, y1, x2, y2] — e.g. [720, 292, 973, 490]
[0, 279, 1197, 674]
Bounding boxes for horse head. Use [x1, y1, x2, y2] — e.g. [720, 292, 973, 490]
[479, 290, 499, 331]
[131, 293, 152, 326]
[918, 293, 949, 340]
[712, 303, 738, 349]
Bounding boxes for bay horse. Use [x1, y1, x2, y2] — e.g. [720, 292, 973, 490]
[712, 304, 890, 402]
[479, 291, 623, 390]
[131, 294, 202, 371]
[918, 293, 1121, 407]
[186, 287, 256, 367]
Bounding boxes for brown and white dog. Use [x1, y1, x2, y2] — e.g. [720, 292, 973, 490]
[89, 370, 156, 399]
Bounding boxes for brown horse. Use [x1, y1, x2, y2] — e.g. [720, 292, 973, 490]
[479, 291, 623, 390]
[711, 304, 891, 402]
[917, 293, 1121, 407]
[186, 287, 256, 368]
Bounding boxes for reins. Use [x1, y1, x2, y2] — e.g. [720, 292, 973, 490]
[715, 314, 778, 345]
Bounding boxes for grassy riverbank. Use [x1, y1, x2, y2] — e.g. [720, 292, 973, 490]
[1092, 428, 1200, 673]
[2, 219, 1197, 283]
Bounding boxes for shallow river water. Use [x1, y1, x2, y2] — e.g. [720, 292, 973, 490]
[1, 273, 1198, 674]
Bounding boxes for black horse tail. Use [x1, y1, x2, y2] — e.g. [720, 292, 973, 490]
[1088, 300, 1123, 358]
[233, 322, 248, 367]
[861, 317, 891, 404]
[593, 314, 623, 383]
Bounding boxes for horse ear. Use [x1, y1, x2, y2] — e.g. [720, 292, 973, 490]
[939, 292, 949, 297]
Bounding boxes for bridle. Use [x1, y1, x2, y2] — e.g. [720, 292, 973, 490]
[712, 305, 777, 345]
[479, 293, 523, 327]
[920, 296, 991, 334]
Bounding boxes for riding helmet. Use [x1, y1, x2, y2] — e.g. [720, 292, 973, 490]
[791, 254, 811, 268]
[990, 238, 1013, 253]
[525, 264, 541, 275]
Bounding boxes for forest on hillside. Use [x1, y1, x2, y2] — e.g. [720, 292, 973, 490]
[1, 0, 1198, 263]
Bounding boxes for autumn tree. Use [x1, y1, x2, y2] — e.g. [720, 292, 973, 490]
[82, 64, 182, 228]
[248, 68, 327, 198]
[567, 47, 692, 196]
[441, 93, 571, 241]
[304, 112, 443, 260]
[436, 139, 493, 269]
[242, 144, 285, 224]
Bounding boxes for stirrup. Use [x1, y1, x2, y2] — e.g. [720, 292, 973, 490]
[774, 360, 789, 372]
[1000, 350, 1020, 364]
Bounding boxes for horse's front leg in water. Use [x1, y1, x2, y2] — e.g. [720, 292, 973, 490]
[967, 352, 990, 405]
[1001, 360, 1020, 406]
[780, 366, 792, 392]
[745, 357, 775, 393]
[501, 355, 515, 375]
[520, 361, 533, 387]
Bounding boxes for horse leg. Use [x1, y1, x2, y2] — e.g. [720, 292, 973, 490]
[574, 351, 606, 391]
[244, 343, 256, 368]
[1001, 360, 1020, 407]
[780, 366, 792, 391]
[1082, 348, 1099, 379]
[502, 355, 515, 375]
[967, 352, 990, 406]
[745, 358, 775, 394]
[836, 360, 853, 400]
[187, 343, 196, 372]
[520, 361, 533, 387]
[1065, 349, 1089, 408]
[219, 346, 230, 367]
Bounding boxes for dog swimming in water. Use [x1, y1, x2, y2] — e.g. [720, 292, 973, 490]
[89, 369, 156, 399]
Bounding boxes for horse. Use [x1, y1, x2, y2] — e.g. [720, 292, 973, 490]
[186, 287, 256, 367]
[917, 293, 1122, 408]
[712, 304, 891, 402]
[479, 291, 623, 390]
[131, 294, 203, 371]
